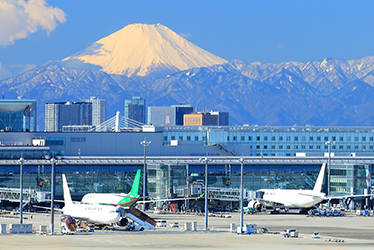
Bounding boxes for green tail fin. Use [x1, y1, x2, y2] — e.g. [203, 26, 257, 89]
[129, 169, 141, 196]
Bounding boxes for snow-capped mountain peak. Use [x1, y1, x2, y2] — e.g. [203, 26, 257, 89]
[61, 23, 228, 77]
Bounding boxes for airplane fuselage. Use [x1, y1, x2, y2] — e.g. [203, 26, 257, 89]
[259, 189, 325, 208]
[82, 193, 139, 207]
[62, 203, 121, 224]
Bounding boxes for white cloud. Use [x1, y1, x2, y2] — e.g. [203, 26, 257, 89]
[0, 0, 66, 46]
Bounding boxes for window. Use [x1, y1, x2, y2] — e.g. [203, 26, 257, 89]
[241, 136, 244, 141]
[302, 145, 306, 149]
[179, 136, 183, 141]
[362, 137, 366, 141]
[163, 136, 167, 141]
[187, 136, 191, 140]
[309, 145, 313, 149]
[279, 136, 283, 141]
[257, 136, 260, 141]
[171, 136, 175, 140]
[286, 145, 290, 149]
[264, 136, 268, 141]
[233, 136, 237, 141]
[286, 136, 291, 141]
[324, 145, 328, 149]
[317, 145, 321, 149]
[279, 145, 283, 149]
[347, 136, 351, 141]
[324, 136, 328, 141]
[294, 145, 298, 149]
[347, 145, 351, 149]
[309, 136, 313, 141]
[317, 137, 321, 141]
[355, 145, 358, 149]
[339, 136, 343, 141]
[370, 146, 374, 149]
[332, 136, 336, 141]
[332, 145, 336, 149]
[271, 145, 275, 149]
[294, 136, 298, 141]
[195, 136, 199, 140]
[339, 145, 343, 149]
[370, 137, 374, 141]
[248, 136, 252, 141]
[264, 145, 268, 149]
[302, 136, 306, 141]
[271, 136, 275, 141]
[256, 145, 260, 149]
[355, 137, 358, 141]
[362, 145, 366, 149]
[227, 136, 230, 141]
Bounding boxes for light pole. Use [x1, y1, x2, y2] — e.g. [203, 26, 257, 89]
[200, 157, 211, 230]
[50, 157, 56, 234]
[140, 139, 151, 212]
[325, 141, 335, 206]
[18, 157, 25, 224]
[238, 158, 245, 231]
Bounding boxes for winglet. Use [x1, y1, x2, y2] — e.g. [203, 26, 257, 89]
[62, 174, 73, 206]
[129, 169, 141, 196]
[313, 163, 326, 193]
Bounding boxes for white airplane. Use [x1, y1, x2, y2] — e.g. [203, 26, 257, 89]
[62, 174, 122, 225]
[81, 169, 141, 207]
[247, 163, 326, 211]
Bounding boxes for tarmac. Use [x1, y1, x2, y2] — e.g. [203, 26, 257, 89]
[0, 211, 373, 249]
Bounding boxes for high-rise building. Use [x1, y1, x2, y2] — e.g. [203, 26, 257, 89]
[147, 104, 193, 126]
[85, 97, 106, 126]
[45, 102, 92, 132]
[0, 97, 36, 131]
[184, 111, 229, 126]
[124, 97, 146, 126]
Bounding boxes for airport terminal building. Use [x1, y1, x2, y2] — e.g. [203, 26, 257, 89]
[0, 125, 373, 210]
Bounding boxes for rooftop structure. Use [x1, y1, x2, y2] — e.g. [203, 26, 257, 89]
[0, 98, 36, 132]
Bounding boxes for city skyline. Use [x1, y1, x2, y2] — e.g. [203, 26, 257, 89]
[1, 1, 374, 79]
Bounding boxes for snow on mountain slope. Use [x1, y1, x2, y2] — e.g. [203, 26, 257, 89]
[61, 23, 228, 77]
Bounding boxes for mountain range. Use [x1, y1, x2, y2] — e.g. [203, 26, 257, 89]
[1, 23, 374, 129]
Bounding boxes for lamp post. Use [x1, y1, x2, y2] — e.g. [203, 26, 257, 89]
[238, 158, 245, 231]
[18, 157, 25, 224]
[200, 157, 211, 230]
[50, 157, 56, 234]
[325, 141, 335, 207]
[140, 139, 151, 212]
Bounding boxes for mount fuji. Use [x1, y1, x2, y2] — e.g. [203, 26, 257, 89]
[2, 23, 374, 129]
[60, 23, 227, 77]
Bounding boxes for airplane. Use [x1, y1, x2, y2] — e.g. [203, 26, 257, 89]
[81, 169, 141, 207]
[61, 174, 122, 225]
[246, 163, 326, 212]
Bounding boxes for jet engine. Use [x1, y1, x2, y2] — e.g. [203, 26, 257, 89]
[117, 217, 128, 227]
[248, 199, 261, 209]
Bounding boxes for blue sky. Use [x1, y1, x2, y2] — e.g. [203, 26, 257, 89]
[1, 0, 374, 79]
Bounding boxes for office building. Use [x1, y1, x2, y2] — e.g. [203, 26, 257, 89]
[148, 104, 193, 126]
[0, 98, 36, 132]
[124, 97, 146, 126]
[84, 97, 106, 126]
[184, 111, 229, 126]
[45, 102, 92, 132]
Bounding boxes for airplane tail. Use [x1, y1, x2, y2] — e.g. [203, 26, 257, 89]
[129, 169, 141, 197]
[313, 163, 326, 193]
[62, 174, 73, 206]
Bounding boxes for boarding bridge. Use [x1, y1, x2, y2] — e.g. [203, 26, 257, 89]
[207, 187, 242, 201]
[0, 188, 50, 204]
[122, 207, 156, 230]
